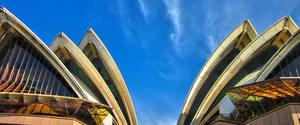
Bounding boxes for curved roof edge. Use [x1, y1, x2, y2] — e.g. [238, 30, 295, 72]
[192, 16, 299, 125]
[0, 7, 86, 99]
[178, 20, 257, 125]
[50, 33, 127, 125]
[78, 28, 137, 125]
[256, 30, 300, 81]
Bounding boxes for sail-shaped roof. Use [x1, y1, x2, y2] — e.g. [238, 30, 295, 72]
[179, 20, 257, 125]
[50, 33, 128, 125]
[0, 7, 86, 98]
[191, 16, 298, 125]
[78, 28, 137, 125]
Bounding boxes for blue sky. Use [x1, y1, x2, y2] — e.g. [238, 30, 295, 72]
[2, 0, 300, 124]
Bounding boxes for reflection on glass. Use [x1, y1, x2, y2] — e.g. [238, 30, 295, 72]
[219, 79, 300, 123]
[0, 93, 114, 125]
[0, 36, 76, 97]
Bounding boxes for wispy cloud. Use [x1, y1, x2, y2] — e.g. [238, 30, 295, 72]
[207, 35, 218, 52]
[163, 0, 182, 53]
[116, 0, 134, 40]
[201, 0, 248, 54]
[137, 0, 149, 20]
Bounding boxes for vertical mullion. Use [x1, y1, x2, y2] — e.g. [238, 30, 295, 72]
[49, 74, 57, 95]
[55, 79, 61, 95]
[21, 52, 37, 93]
[44, 69, 54, 94]
[33, 60, 45, 94]
[27, 55, 42, 93]
[0, 41, 14, 77]
[13, 47, 32, 92]
[0, 41, 23, 91]
[39, 63, 50, 94]
[4, 42, 28, 92]
[1, 42, 18, 81]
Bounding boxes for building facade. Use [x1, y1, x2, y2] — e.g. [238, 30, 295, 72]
[0, 7, 137, 125]
[179, 16, 300, 125]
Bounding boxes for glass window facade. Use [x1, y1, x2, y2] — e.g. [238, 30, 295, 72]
[223, 79, 300, 123]
[267, 41, 300, 79]
[207, 44, 278, 115]
[0, 93, 115, 125]
[202, 31, 292, 124]
[82, 43, 130, 123]
[0, 33, 77, 97]
[57, 49, 107, 103]
[185, 33, 253, 125]
[184, 47, 240, 125]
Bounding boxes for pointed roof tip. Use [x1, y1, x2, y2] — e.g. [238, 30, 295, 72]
[55, 32, 71, 41]
[243, 19, 249, 22]
[243, 19, 251, 24]
[281, 16, 292, 22]
[284, 16, 296, 24]
[276, 15, 293, 22]
[86, 27, 97, 36]
[87, 27, 94, 32]
[52, 32, 75, 45]
[56, 32, 64, 38]
[85, 27, 99, 37]
[284, 15, 291, 19]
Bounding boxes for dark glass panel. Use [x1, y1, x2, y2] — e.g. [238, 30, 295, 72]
[204, 45, 278, 120]
[0, 93, 114, 125]
[267, 41, 300, 79]
[90, 57, 130, 123]
[0, 34, 77, 97]
[62, 57, 106, 103]
[184, 48, 240, 125]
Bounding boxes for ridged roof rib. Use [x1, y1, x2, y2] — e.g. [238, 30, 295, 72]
[0, 7, 86, 98]
[178, 20, 257, 125]
[50, 33, 127, 125]
[78, 28, 137, 125]
[191, 17, 298, 125]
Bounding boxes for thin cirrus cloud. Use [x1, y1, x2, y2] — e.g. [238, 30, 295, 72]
[137, 0, 149, 20]
[163, 0, 182, 54]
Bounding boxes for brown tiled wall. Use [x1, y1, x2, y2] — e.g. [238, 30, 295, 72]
[245, 104, 300, 125]
[0, 115, 83, 125]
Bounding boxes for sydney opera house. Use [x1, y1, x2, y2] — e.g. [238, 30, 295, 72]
[0, 7, 136, 125]
[179, 16, 300, 125]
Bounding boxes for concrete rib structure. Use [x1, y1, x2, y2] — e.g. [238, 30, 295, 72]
[179, 20, 258, 125]
[255, 30, 300, 81]
[50, 33, 128, 125]
[0, 6, 86, 99]
[179, 16, 300, 125]
[78, 28, 137, 125]
[0, 7, 136, 125]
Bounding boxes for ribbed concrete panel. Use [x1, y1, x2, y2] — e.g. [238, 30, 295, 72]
[256, 31, 300, 81]
[78, 28, 137, 125]
[50, 33, 127, 125]
[179, 20, 257, 125]
[191, 16, 298, 125]
[0, 7, 85, 99]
